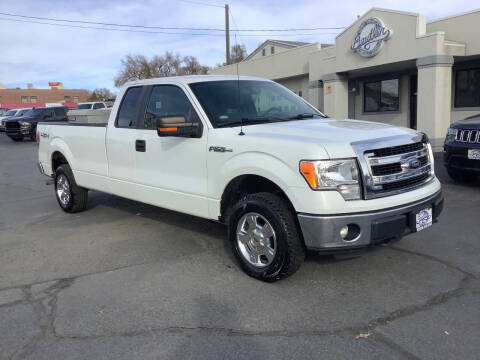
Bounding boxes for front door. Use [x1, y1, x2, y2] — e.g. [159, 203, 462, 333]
[134, 84, 209, 218]
[409, 75, 418, 129]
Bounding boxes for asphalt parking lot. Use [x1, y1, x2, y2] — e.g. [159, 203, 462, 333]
[0, 134, 479, 360]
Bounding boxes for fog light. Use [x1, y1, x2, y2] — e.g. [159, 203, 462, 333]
[339, 226, 349, 239]
[339, 224, 361, 241]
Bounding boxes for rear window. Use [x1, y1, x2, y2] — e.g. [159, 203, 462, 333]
[76, 104, 92, 110]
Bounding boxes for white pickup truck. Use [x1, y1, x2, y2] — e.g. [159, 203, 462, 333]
[37, 75, 443, 281]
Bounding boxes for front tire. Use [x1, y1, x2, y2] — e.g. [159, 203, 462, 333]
[228, 192, 305, 282]
[54, 164, 88, 213]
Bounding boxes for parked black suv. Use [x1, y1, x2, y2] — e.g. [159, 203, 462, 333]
[5, 106, 68, 141]
[444, 114, 480, 180]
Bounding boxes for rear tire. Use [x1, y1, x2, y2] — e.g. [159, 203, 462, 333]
[54, 164, 88, 213]
[227, 192, 305, 282]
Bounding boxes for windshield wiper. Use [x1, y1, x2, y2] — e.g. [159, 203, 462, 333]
[287, 113, 321, 120]
[216, 117, 277, 128]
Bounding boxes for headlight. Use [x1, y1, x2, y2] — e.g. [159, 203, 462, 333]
[446, 127, 457, 142]
[426, 141, 435, 175]
[19, 121, 32, 127]
[300, 159, 361, 200]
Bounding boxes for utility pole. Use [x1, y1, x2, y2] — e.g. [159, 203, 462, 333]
[225, 4, 230, 65]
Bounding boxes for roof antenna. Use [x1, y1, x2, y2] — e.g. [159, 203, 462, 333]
[237, 62, 244, 136]
[233, 32, 245, 136]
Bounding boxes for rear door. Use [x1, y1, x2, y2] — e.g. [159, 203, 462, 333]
[134, 84, 209, 217]
[106, 86, 148, 199]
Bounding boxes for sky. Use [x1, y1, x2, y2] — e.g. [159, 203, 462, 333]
[0, 0, 478, 92]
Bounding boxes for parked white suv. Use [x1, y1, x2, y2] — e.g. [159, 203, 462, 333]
[75, 102, 107, 110]
[37, 75, 443, 281]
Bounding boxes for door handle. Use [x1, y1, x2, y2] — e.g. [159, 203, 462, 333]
[135, 139, 146, 152]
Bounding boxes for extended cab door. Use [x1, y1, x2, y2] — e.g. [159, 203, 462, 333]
[106, 86, 147, 199]
[134, 84, 209, 218]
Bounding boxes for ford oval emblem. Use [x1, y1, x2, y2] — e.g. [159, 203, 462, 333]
[408, 159, 421, 169]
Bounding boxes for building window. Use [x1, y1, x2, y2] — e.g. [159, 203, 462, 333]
[455, 68, 480, 107]
[271, 46, 275, 54]
[64, 96, 71, 102]
[298, 90, 302, 98]
[262, 48, 265, 56]
[21, 96, 28, 103]
[364, 78, 399, 112]
[30, 96, 37, 103]
[73, 96, 79, 103]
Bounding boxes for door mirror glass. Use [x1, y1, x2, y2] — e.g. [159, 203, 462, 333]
[156, 116, 200, 137]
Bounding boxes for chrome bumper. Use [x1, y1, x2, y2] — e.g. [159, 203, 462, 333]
[298, 191, 443, 251]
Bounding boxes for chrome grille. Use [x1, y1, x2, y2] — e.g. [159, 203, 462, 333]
[351, 134, 434, 199]
[455, 129, 480, 144]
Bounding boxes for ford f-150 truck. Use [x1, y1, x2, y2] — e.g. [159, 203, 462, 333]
[37, 75, 443, 281]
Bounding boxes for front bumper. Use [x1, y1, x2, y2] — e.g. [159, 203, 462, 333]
[444, 143, 480, 173]
[298, 191, 443, 251]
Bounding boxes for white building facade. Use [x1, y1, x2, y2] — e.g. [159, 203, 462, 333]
[211, 8, 480, 147]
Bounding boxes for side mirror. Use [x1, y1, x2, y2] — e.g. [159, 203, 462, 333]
[156, 116, 201, 138]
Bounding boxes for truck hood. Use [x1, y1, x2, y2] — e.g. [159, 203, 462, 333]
[239, 118, 418, 158]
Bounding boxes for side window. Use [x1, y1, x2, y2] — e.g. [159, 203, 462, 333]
[93, 103, 103, 109]
[117, 87, 142, 128]
[54, 107, 65, 117]
[45, 109, 55, 119]
[143, 85, 200, 130]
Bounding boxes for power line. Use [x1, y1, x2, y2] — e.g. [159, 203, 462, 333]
[228, 8, 246, 48]
[0, 17, 340, 37]
[174, 0, 224, 8]
[0, 11, 344, 32]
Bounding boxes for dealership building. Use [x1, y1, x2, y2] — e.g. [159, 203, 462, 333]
[211, 8, 480, 147]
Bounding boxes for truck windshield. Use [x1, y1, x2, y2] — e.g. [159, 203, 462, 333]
[76, 104, 92, 109]
[189, 80, 326, 128]
[5, 110, 17, 116]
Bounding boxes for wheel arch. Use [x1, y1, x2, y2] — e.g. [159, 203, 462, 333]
[219, 174, 298, 223]
[49, 138, 75, 173]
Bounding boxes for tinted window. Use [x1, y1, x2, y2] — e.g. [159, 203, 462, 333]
[93, 103, 105, 109]
[76, 104, 92, 110]
[364, 79, 399, 112]
[54, 107, 66, 116]
[44, 109, 55, 119]
[455, 68, 480, 107]
[143, 85, 199, 129]
[117, 87, 142, 128]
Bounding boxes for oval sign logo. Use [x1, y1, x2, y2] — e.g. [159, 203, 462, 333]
[351, 18, 392, 57]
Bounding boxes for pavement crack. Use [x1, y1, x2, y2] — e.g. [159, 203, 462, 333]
[8, 279, 74, 360]
[390, 245, 478, 278]
[369, 332, 422, 360]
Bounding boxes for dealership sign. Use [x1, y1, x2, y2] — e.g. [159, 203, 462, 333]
[351, 18, 392, 57]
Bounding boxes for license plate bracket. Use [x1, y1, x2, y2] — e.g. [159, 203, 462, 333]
[415, 207, 433, 232]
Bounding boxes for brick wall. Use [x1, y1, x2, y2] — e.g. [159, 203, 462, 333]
[0, 89, 88, 105]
